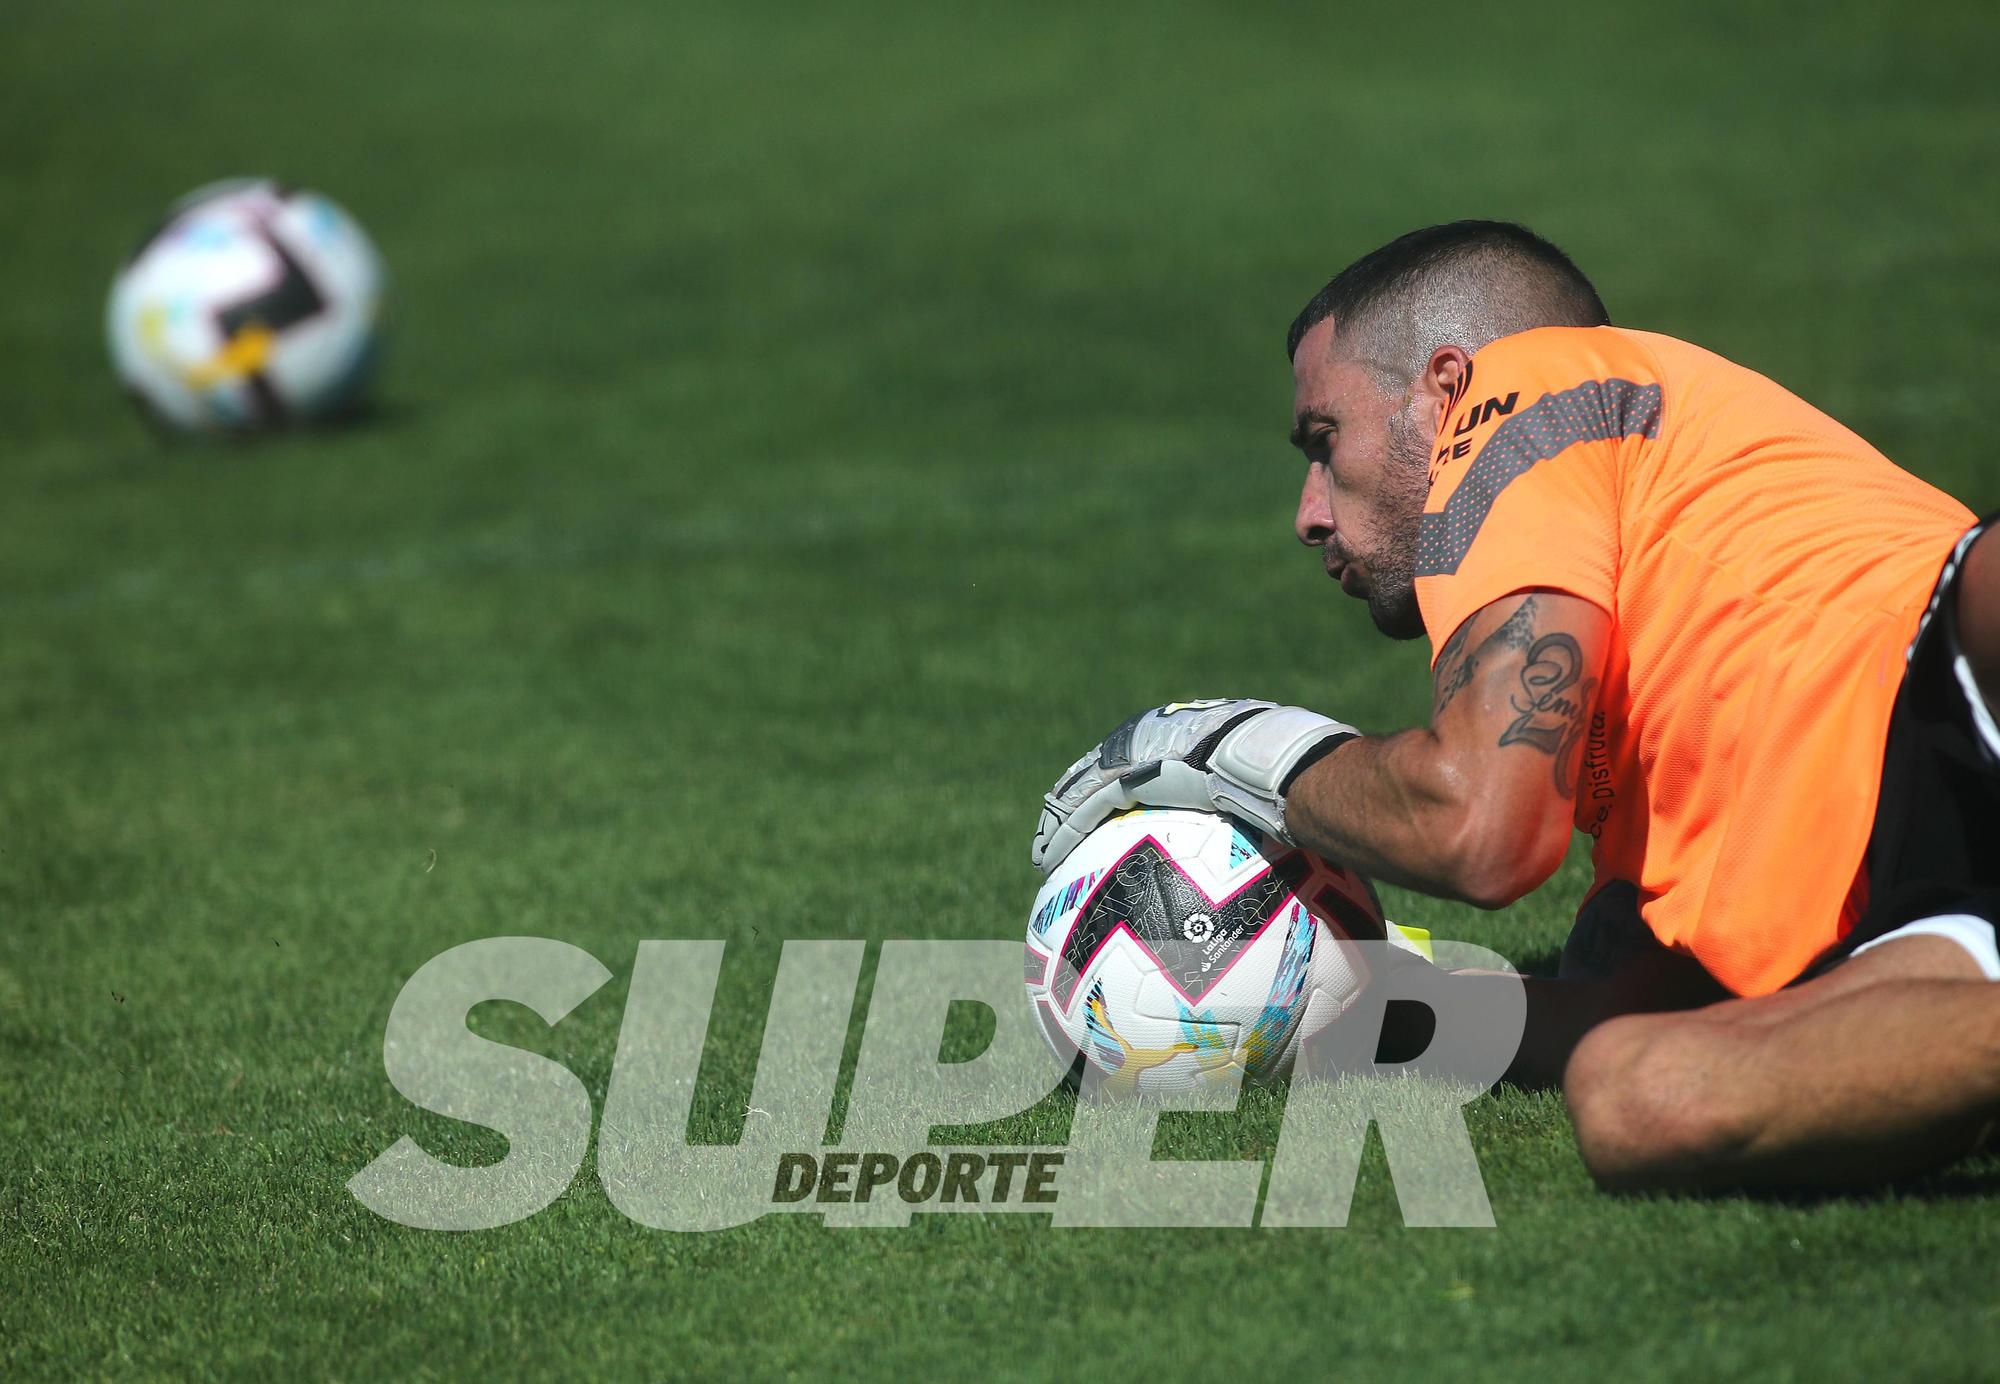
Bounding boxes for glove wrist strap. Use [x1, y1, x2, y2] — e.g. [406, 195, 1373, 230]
[1279, 730, 1359, 794]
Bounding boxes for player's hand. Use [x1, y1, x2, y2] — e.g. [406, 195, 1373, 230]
[1030, 698, 1358, 875]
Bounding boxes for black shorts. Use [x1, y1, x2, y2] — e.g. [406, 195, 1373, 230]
[1819, 512, 2000, 974]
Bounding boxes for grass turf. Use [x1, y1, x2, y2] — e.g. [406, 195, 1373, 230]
[5, 0, 2000, 1376]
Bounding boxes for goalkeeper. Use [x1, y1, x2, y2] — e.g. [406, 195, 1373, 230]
[1032, 221, 1999, 1192]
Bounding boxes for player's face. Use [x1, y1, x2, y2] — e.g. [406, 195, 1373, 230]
[1289, 317, 1432, 640]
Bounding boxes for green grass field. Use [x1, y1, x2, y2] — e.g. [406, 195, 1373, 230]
[6, 0, 2000, 1376]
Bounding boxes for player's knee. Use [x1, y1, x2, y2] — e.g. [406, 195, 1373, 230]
[1564, 1014, 1751, 1192]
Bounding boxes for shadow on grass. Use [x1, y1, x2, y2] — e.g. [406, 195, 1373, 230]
[122, 391, 425, 451]
[1656, 1154, 2000, 1209]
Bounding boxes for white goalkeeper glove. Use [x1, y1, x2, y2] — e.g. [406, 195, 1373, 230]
[1030, 698, 1359, 876]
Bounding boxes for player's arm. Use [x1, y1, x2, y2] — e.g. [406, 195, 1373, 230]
[1284, 589, 1609, 908]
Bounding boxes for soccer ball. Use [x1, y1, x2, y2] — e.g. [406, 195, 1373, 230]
[1024, 807, 1389, 1094]
[106, 178, 386, 432]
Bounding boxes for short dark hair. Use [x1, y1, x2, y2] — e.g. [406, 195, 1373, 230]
[1286, 220, 1609, 368]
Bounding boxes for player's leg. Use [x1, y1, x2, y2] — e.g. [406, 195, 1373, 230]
[1365, 881, 1730, 1090]
[1487, 943, 1726, 1090]
[1482, 878, 1731, 1089]
[1563, 932, 2000, 1191]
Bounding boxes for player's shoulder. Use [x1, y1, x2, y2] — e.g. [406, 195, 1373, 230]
[1466, 325, 1668, 387]
[1432, 327, 1671, 478]
[1467, 325, 1765, 402]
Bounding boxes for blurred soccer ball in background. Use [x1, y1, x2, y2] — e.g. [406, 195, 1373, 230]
[1025, 807, 1391, 1095]
[107, 179, 385, 432]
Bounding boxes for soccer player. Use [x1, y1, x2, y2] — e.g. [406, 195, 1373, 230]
[1031, 221, 2000, 1191]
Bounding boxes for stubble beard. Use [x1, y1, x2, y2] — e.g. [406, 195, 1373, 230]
[1363, 408, 1434, 642]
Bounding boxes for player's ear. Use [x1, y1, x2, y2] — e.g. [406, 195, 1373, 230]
[1421, 345, 1474, 432]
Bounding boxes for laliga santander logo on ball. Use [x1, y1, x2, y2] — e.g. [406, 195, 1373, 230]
[349, 812, 1528, 1234]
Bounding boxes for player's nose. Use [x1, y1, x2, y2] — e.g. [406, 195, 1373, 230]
[1294, 465, 1333, 546]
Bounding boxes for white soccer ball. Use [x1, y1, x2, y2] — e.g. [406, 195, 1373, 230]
[106, 178, 386, 432]
[1025, 807, 1389, 1095]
